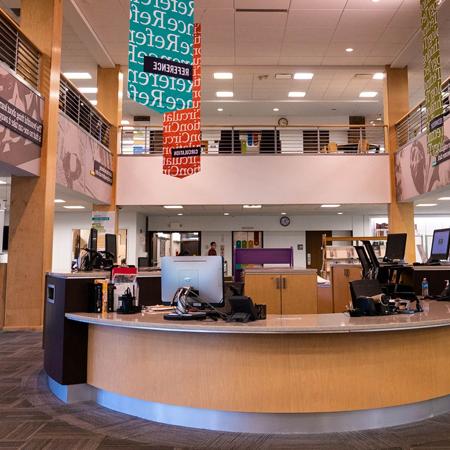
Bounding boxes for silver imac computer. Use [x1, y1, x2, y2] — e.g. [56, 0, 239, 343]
[161, 256, 224, 306]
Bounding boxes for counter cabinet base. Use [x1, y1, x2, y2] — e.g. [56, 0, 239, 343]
[47, 375, 450, 434]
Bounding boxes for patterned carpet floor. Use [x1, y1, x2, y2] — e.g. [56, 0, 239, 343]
[1, 330, 450, 449]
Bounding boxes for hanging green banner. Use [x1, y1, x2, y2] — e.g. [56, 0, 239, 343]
[420, 0, 444, 157]
[128, 0, 194, 114]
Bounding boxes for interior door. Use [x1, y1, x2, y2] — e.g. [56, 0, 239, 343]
[305, 231, 331, 273]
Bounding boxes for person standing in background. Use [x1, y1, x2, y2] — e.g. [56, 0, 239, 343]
[208, 242, 217, 256]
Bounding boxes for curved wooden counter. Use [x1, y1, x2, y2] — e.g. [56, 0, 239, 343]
[64, 301, 450, 421]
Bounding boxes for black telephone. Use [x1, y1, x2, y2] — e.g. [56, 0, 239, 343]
[228, 296, 263, 323]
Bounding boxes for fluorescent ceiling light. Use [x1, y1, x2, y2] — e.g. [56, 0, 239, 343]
[416, 203, 437, 207]
[345, 48, 354, 52]
[121, 120, 130, 125]
[216, 91, 233, 98]
[224, 212, 230, 216]
[438, 197, 450, 200]
[63, 205, 85, 209]
[293, 72, 314, 80]
[273, 107, 280, 112]
[90, 100, 97, 106]
[373, 72, 385, 80]
[321, 204, 341, 208]
[243, 205, 262, 209]
[359, 91, 378, 98]
[63, 72, 92, 80]
[338, 212, 344, 215]
[54, 199, 66, 204]
[163, 205, 183, 209]
[214, 72, 233, 80]
[275, 73, 292, 80]
[0, 180, 7, 185]
[177, 213, 183, 216]
[79, 87, 98, 94]
[288, 91, 306, 98]
[281, 212, 287, 215]
[217, 108, 224, 112]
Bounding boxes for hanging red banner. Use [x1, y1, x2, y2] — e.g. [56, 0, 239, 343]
[163, 24, 201, 179]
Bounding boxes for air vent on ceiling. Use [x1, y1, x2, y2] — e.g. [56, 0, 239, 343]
[134, 115, 151, 122]
[353, 74, 372, 79]
[236, 9, 288, 13]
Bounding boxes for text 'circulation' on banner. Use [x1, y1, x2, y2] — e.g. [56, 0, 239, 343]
[127, 0, 194, 114]
[420, 0, 444, 158]
[163, 24, 201, 179]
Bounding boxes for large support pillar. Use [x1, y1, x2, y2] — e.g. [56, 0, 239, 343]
[383, 66, 416, 263]
[94, 66, 123, 237]
[4, 0, 62, 328]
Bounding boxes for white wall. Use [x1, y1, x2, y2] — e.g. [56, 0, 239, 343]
[52, 212, 92, 273]
[119, 211, 147, 266]
[118, 154, 390, 206]
[147, 214, 376, 272]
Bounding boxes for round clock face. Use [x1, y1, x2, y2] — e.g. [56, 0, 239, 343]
[280, 216, 291, 227]
[278, 117, 289, 127]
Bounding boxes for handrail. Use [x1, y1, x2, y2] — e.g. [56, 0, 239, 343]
[395, 77, 450, 149]
[120, 124, 387, 155]
[59, 75, 112, 149]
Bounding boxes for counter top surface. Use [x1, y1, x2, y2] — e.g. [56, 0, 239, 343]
[48, 271, 161, 279]
[244, 268, 316, 275]
[66, 301, 450, 334]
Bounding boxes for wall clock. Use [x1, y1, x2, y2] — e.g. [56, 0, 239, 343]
[280, 216, 291, 227]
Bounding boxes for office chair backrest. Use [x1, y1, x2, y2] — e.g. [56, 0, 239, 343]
[362, 240, 380, 270]
[349, 279, 383, 305]
[354, 245, 372, 278]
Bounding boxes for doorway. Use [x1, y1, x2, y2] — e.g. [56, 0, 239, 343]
[305, 231, 331, 273]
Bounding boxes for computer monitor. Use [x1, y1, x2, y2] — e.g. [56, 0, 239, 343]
[384, 233, 407, 262]
[429, 228, 450, 262]
[105, 234, 117, 260]
[354, 245, 372, 279]
[161, 256, 224, 306]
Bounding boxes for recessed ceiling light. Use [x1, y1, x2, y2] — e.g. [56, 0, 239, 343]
[54, 199, 66, 204]
[372, 0, 380, 3]
[345, 48, 354, 53]
[214, 72, 233, 80]
[79, 87, 98, 94]
[275, 73, 292, 80]
[373, 72, 385, 80]
[164, 205, 183, 209]
[216, 91, 233, 98]
[121, 120, 130, 125]
[243, 205, 262, 209]
[217, 108, 224, 112]
[63, 205, 85, 209]
[321, 204, 341, 208]
[273, 107, 280, 112]
[281, 212, 287, 215]
[90, 100, 97, 106]
[438, 197, 450, 200]
[177, 213, 183, 216]
[0, 180, 7, 185]
[338, 212, 344, 215]
[288, 91, 306, 98]
[376, 117, 382, 121]
[293, 72, 314, 80]
[359, 91, 378, 98]
[224, 212, 230, 216]
[63, 72, 92, 80]
[416, 203, 437, 207]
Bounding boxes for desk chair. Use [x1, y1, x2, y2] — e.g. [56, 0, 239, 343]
[354, 245, 373, 279]
[349, 279, 383, 305]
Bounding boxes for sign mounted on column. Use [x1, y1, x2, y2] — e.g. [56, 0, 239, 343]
[128, 0, 194, 114]
[420, 0, 444, 161]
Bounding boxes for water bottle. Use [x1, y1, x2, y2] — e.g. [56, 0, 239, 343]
[421, 278, 429, 298]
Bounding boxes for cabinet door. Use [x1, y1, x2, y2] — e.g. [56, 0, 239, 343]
[281, 274, 318, 314]
[332, 266, 362, 313]
[244, 274, 281, 314]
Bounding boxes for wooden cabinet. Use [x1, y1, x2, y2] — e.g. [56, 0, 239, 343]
[244, 270, 317, 315]
[331, 264, 362, 313]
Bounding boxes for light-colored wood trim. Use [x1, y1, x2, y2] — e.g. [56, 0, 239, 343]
[0, 264, 7, 329]
[88, 324, 450, 414]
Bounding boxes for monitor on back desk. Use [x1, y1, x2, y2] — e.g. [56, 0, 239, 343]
[384, 233, 407, 262]
[429, 228, 450, 263]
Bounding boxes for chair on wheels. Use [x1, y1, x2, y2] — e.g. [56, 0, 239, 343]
[349, 279, 383, 306]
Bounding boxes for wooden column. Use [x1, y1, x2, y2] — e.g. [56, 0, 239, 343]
[4, 0, 62, 329]
[383, 66, 416, 263]
[94, 65, 123, 235]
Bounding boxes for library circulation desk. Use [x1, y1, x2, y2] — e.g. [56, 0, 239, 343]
[45, 301, 450, 434]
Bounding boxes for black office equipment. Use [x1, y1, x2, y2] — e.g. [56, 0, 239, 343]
[105, 234, 117, 260]
[384, 233, 407, 262]
[228, 296, 259, 323]
[354, 245, 372, 279]
[362, 240, 380, 277]
[429, 228, 450, 263]
[349, 279, 383, 304]
[88, 228, 98, 252]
